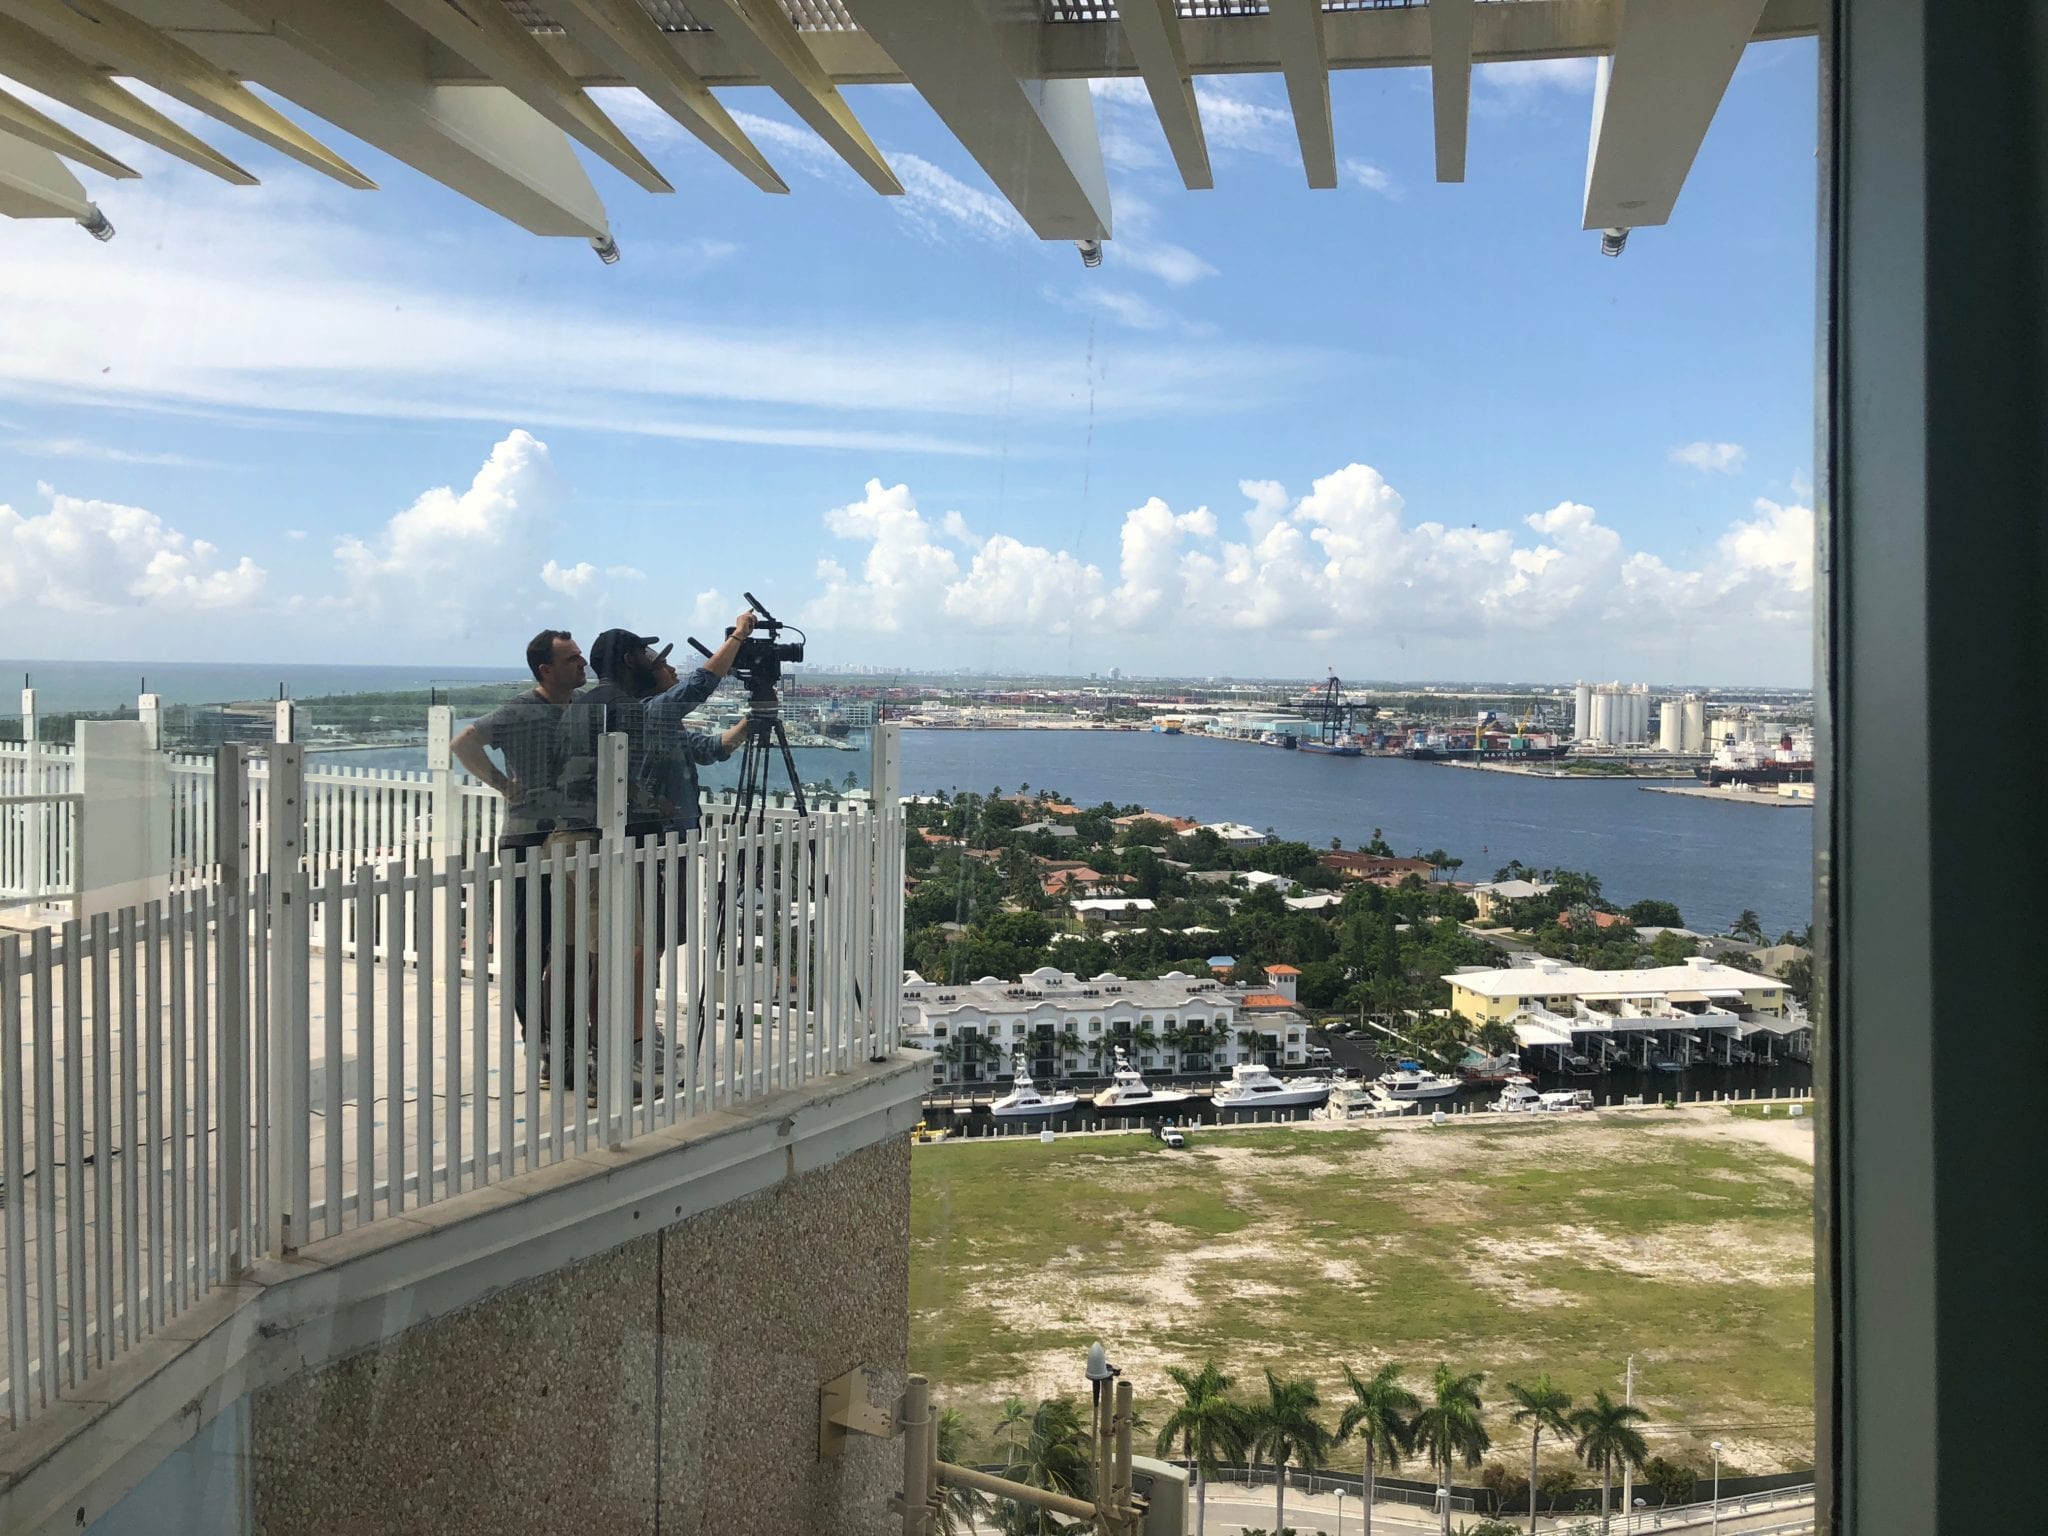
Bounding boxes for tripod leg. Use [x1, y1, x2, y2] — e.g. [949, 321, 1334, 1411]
[769, 719, 809, 817]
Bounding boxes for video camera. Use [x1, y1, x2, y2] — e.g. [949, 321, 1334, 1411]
[690, 591, 803, 703]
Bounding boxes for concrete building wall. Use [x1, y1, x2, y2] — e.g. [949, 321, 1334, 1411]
[245, 1139, 911, 1536]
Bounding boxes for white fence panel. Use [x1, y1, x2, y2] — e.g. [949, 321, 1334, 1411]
[0, 784, 897, 1429]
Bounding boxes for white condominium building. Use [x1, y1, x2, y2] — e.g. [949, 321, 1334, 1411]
[903, 966, 1307, 1088]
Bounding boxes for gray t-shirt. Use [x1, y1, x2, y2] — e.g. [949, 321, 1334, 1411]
[470, 689, 570, 837]
[558, 673, 732, 835]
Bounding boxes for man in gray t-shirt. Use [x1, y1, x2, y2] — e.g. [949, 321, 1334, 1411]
[452, 630, 587, 1051]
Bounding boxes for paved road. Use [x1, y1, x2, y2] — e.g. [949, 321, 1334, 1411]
[1189, 1484, 1815, 1536]
[961, 1485, 1813, 1536]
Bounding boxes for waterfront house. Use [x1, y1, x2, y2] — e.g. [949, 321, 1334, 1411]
[1469, 877, 1559, 921]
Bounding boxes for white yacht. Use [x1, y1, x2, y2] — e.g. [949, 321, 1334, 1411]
[1373, 1061, 1464, 1103]
[1091, 1047, 1195, 1111]
[1537, 1089, 1596, 1113]
[1487, 1076, 1544, 1114]
[1211, 1063, 1331, 1111]
[988, 1054, 1079, 1120]
[1314, 1074, 1379, 1121]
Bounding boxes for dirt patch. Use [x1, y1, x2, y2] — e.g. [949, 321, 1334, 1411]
[1652, 1110, 1816, 1168]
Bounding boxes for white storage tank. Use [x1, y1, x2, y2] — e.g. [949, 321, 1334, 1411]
[1682, 696, 1707, 753]
[1658, 698, 1683, 751]
[1573, 681, 1592, 740]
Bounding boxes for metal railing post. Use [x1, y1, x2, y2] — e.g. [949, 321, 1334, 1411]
[267, 742, 305, 1253]
[20, 687, 40, 905]
[215, 746, 250, 1273]
[426, 704, 456, 859]
[596, 731, 629, 1147]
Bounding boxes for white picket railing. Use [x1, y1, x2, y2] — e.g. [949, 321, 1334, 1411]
[0, 743, 78, 907]
[0, 753, 904, 1429]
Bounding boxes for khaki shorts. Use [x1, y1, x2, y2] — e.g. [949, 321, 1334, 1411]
[544, 830, 669, 951]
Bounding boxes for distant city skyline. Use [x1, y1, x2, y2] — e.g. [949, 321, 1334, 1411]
[0, 46, 1818, 683]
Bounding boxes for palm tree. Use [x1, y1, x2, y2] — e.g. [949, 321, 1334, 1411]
[934, 1406, 990, 1536]
[1154, 1361, 1254, 1536]
[996, 1395, 1094, 1535]
[1570, 1389, 1650, 1532]
[1730, 909, 1766, 944]
[1410, 1364, 1490, 1536]
[1504, 1375, 1574, 1536]
[1247, 1369, 1336, 1536]
[1474, 1019, 1520, 1061]
[1133, 1021, 1161, 1064]
[1335, 1363, 1419, 1536]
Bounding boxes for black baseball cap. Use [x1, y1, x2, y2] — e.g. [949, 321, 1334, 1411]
[589, 628, 658, 680]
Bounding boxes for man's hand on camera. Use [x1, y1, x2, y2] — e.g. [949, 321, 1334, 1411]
[706, 608, 757, 678]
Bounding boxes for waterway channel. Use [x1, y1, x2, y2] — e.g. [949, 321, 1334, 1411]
[902, 729, 1814, 935]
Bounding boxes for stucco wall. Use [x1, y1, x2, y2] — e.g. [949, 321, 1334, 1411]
[247, 1137, 910, 1536]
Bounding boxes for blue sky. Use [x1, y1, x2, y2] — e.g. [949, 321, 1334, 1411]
[0, 41, 1817, 683]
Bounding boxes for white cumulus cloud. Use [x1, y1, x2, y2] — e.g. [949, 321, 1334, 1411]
[541, 559, 598, 597]
[0, 487, 264, 614]
[334, 429, 562, 636]
[1671, 441, 1748, 474]
[798, 461, 1815, 678]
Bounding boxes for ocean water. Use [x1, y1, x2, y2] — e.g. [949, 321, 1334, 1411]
[903, 730, 1815, 935]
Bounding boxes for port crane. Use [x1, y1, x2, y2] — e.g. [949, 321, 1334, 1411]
[1312, 674, 1350, 745]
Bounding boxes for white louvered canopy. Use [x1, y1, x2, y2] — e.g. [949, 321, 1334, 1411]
[0, 0, 1817, 255]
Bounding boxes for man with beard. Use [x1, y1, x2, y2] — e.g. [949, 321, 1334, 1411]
[553, 615, 754, 1095]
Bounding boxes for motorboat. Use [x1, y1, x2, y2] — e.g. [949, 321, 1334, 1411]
[1211, 1063, 1331, 1111]
[1460, 1051, 1525, 1083]
[988, 1054, 1080, 1120]
[1537, 1089, 1596, 1113]
[1487, 1076, 1544, 1114]
[1373, 1060, 1463, 1102]
[1314, 1074, 1379, 1121]
[1561, 1052, 1603, 1077]
[1092, 1047, 1195, 1111]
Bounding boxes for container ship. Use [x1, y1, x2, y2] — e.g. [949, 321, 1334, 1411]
[1696, 733, 1815, 786]
[1403, 735, 1570, 763]
[1403, 712, 1569, 762]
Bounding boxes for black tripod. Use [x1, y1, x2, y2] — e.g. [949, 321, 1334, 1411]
[687, 660, 862, 1067]
[729, 676, 808, 828]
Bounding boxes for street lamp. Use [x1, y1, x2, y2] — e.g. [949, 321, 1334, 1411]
[1711, 1442, 1724, 1535]
[1335, 1486, 1346, 1536]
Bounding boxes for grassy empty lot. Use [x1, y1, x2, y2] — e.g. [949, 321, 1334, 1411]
[911, 1112, 1815, 1473]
